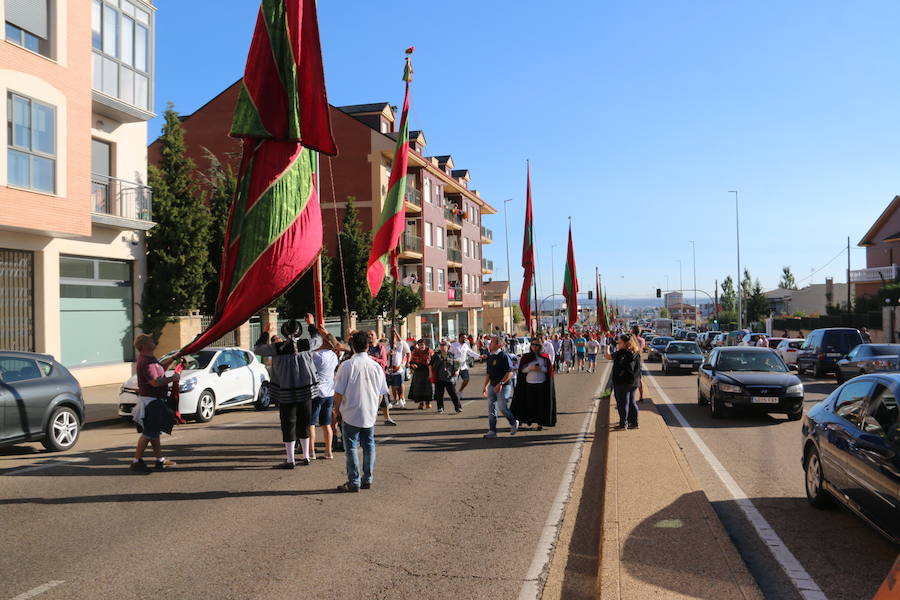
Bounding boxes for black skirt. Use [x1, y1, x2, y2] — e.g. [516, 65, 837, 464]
[408, 366, 433, 402]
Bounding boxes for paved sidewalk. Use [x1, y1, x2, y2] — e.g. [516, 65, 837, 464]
[599, 396, 763, 599]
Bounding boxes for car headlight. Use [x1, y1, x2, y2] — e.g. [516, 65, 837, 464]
[786, 384, 803, 395]
[719, 383, 743, 394]
[179, 377, 198, 393]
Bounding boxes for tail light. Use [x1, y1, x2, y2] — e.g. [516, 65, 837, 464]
[818, 353, 826, 360]
[787, 349, 797, 353]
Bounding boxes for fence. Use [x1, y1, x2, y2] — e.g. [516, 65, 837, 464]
[199, 315, 238, 347]
[772, 312, 883, 333]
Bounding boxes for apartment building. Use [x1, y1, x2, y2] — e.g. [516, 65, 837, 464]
[154, 82, 497, 340]
[0, 0, 156, 386]
[481, 280, 511, 333]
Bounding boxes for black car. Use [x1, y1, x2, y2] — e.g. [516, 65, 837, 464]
[801, 374, 899, 543]
[835, 344, 900, 384]
[647, 336, 674, 362]
[797, 328, 864, 378]
[661, 341, 704, 375]
[697, 347, 804, 420]
[0, 351, 85, 451]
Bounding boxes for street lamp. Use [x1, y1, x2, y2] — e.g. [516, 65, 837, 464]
[729, 190, 741, 329]
[503, 198, 513, 333]
[690, 240, 697, 327]
[551, 244, 558, 332]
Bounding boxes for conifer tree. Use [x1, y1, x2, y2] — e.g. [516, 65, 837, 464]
[200, 150, 236, 314]
[330, 197, 379, 319]
[141, 104, 212, 336]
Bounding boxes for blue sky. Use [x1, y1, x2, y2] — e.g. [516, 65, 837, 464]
[150, 1, 900, 301]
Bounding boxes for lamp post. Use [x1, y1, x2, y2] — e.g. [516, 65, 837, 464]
[551, 244, 558, 332]
[677, 259, 683, 322]
[729, 190, 741, 329]
[503, 198, 513, 333]
[690, 240, 697, 327]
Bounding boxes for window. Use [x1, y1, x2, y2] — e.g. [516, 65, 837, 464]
[437, 269, 445, 292]
[7, 93, 55, 193]
[92, 0, 152, 111]
[0, 356, 42, 383]
[834, 381, 872, 423]
[5, 0, 50, 57]
[435, 226, 444, 249]
[462, 237, 469, 257]
[424, 178, 431, 204]
[864, 385, 899, 445]
[464, 275, 470, 294]
[424, 222, 433, 247]
[425, 267, 433, 292]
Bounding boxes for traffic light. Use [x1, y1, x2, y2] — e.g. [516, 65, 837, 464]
[656, 288, 661, 298]
[588, 290, 593, 299]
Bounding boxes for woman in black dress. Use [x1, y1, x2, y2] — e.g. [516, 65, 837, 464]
[408, 339, 434, 410]
[512, 340, 557, 430]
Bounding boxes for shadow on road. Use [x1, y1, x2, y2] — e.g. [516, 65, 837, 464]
[0, 488, 339, 505]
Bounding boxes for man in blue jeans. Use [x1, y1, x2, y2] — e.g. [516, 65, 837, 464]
[482, 336, 518, 438]
[334, 331, 389, 492]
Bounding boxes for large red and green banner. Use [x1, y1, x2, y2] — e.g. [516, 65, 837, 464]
[181, 0, 336, 355]
[367, 49, 414, 296]
[519, 162, 535, 332]
[563, 223, 578, 332]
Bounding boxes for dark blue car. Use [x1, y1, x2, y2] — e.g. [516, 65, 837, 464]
[801, 373, 899, 544]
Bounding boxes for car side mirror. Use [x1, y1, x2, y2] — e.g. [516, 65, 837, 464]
[788, 364, 798, 372]
[217, 364, 230, 375]
[702, 363, 713, 371]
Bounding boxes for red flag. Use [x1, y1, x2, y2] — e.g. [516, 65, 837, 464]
[519, 162, 535, 332]
[367, 49, 414, 296]
[179, 0, 335, 355]
[562, 223, 578, 332]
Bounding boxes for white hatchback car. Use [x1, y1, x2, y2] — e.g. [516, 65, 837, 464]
[118, 347, 270, 423]
[775, 338, 805, 366]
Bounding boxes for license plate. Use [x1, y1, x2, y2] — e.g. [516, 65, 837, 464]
[751, 396, 779, 404]
[680, 363, 694, 368]
[826, 353, 841, 357]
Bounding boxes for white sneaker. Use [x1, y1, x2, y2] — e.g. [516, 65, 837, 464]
[397, 399, 406, 408]
[510, 420, 519, 435]
[483, 431, 497, 438]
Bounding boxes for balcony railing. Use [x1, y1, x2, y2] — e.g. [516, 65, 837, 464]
[444, 207, 463, 227]
[482, 258, 494, 272]
[448, 287, 462, 301]
[399, 232, 422, 254]
[448, 248, 462, 264]
[849, 265, 899, 283]
[404, 187, 422, 208]
[91, 174, 153, 221]
[481, 226, 493, 242]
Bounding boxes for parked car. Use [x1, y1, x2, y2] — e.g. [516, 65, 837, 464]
[739, 332, 768, 346]
[647, 336, 674, 362]
[775, 338, 805, 366]
[712, 333, 728, 347]
[835, 344, 900, 384]
[119, 347, 270, 423]
[765, 337, 787, 349]
[662, 341, 704, 374]
[685, 331, 698, 342]
[801, 374, 899, 543]
[642, 335, 655, 351]
[0, 351, 85, 451]
[513, 337, 531, 356]
[697, 347, 804, 420]
[797, 328, 865, 378]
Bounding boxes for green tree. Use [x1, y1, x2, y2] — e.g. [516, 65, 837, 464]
[779, 265, 798, 290]
[329, 197, 380, 319]
[659, 307, 671, 318]
[720, 276, 736, 313]
[512, 304, 525, 323]
[374, 283, 423, 323]
[278, 250, 335, 318]
[199, 149, 236, 314]
[142, 104, 211, 336]
[747, 278, 771, 324]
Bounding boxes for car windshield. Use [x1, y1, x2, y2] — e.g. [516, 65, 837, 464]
[163, 350, 217, 370]
[668, 343, 700, 354]
[654, 337, 673, 345]
[869, 344, 900, 356]
[716, 351, 787, 372]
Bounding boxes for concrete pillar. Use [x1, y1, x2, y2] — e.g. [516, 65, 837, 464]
[156, 311, 203, 356]
[376, 315, 384, 338]
[437, 310, 443, 342]
[260, 307, 279, 336]
[349, 311, 358, 333]
[236, 320, 252, 348]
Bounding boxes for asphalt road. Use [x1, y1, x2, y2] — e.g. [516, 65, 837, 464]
[0, 364, 605, 600]
[644, 357, 897, 600]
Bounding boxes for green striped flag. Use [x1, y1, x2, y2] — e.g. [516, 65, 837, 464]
[562, 222, 579, 332]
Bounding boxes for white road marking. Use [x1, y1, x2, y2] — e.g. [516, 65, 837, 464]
[4, 457, 88, 476]
[9, 580, 64, 600]
[645, 371, 828, 600]
[517, 362, 610, 600]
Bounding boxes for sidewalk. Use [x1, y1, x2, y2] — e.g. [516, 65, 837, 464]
[81, 384, 126, 426]
[599, 396, 763, 599]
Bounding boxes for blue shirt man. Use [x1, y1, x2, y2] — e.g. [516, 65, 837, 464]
[482, 337, 518, 438]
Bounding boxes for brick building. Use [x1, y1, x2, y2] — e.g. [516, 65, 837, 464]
[853, 195, 900, 298]
[0, 0, 156, 386]
[150, 81, 496, 340]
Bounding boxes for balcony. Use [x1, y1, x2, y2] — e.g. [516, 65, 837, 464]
[482, 258, 494, 274]
[92, 51, 155, 123]
[399, 232, 423, 258]
[849, 265, 899, 283]
[404, 187, 422, 211]
[448, 286, 462, 304]
[447, 248, 463, 266]
[481, 226, 493, 243]
[91, 174, 154, 230]
[444, 207, 463, 230]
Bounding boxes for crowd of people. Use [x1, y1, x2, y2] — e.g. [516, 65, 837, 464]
[129, 317, 642, 492]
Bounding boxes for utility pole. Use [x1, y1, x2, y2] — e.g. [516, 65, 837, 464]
[503, 198, 513, 333]
[715, 278, 719, 325]
[690, 240, 697, 327]
[551, 244, 557, 332]
[847, 235, 851, 314]
[730, 190, 741, 329]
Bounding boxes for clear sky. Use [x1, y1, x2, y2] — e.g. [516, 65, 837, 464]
[150, 0, 900, 303]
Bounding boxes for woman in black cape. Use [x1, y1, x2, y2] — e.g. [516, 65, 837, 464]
[512, 340, 557, 430]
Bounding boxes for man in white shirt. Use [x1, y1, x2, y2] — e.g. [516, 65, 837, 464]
[387, 331, 411, 408]
[541, 334, 556, 365]
[449, 333, 481, 397]
[334, 331, 389, 492]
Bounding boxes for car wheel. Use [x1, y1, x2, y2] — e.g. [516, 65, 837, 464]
[813, 363, 825, 378]
[40, 406, 80, 452]
[697, 384, 708, 406]
[254, 382, 271, 411]
[710, 390, 725, 419]
[804, 447, 834, 508]
[835, 369, 844, 384]
[194, 390, 216, 423]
